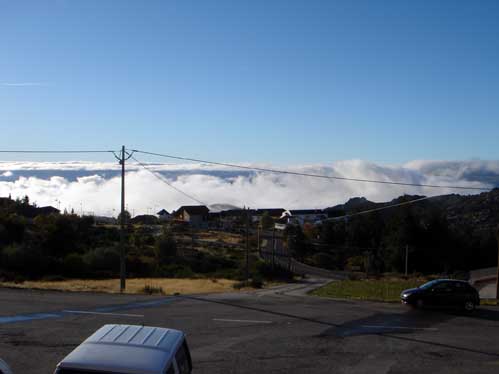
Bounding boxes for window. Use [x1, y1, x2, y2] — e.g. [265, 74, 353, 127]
[165, 364, 175, 374]
[175, 342, 191, 374]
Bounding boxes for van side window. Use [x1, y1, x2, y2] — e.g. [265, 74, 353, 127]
[175, 342, 191, 374]
[165, 363, 175, 374]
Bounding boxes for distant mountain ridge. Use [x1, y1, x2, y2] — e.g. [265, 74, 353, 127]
[325, 189, 499, 232]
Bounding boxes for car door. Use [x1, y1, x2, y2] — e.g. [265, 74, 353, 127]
[429, 281, 454, 307]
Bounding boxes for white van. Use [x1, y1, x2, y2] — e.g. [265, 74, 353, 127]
[54, 324, 192, 374]
[0, 359, 13, 374]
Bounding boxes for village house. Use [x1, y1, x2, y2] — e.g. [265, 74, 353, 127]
[156, 209, 172, 222]
[174, 205, 210, 228]
[281, 209, 326, 226]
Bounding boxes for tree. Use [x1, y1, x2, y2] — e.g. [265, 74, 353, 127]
[117, 210, 131, 224]
[154, 229, 177, 264]
[260, 211, 274, 230]
[285, 225, 310, 261]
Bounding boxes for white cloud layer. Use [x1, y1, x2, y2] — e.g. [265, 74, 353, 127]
[0, 160, 496, 216]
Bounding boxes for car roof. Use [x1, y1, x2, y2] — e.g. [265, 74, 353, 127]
[434, 279, 469, 283]
[426, 279, 472, 286]
[57, 324, 185, 374]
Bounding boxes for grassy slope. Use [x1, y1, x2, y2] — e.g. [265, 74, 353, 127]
[311, 278, 425, 302]
[0, 278, 239, 295]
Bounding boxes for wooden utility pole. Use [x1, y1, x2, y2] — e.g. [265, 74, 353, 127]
[496, 225, 499, 300]
[257, 224, 261, 256]
[119, 145, 126, 293]
[272, 226, 276, 269]
[405, 244, 409, 277]
[246, 208, 250, 280]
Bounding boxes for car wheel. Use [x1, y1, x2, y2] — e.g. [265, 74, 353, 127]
[464, 300, 475, 312]
[416, 298, 424, 309]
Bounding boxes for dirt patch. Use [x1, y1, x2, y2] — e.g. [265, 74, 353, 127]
[0, 278, 241, 295]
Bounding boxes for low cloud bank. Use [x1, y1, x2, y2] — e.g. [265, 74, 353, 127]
[0, 160, 496, 216]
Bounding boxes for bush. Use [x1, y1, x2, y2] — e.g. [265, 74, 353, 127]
[232, 277, 263, 289]
[127, 255, 156, 277]
[83, 247, 120, 274]
[63, 253, 88, 277]
[41, 274, 66, 282]
[232, 280, 248, 289]
[250, 275, 263, 288]
[312, 252, 336, 270]
[154, 230, 177, 264]
[2, 243, 48, 278]
[255, 261, 294, 280]
[157, 264, 195, 278]
[141, 284, 164, 295]
[346, 255, 366, 272]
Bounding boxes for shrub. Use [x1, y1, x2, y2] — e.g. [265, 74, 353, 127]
[157, 264, 195, 278]
[312, 252, 336, 270]
[250, 275, 263, 288]
[232, 277, 263, 289]
[141, 284, 164, 295]
[63, 253, 88, 277]
[154, 230, 177, 264]
[127, 255, 156, 277]
[232, 280, 247, 290]
[83, 247, 120, 274]
[41, 274, 66, 282]
[2, 243, 48, 278]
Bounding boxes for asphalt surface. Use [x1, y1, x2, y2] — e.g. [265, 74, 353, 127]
[1, 281, 499, 374]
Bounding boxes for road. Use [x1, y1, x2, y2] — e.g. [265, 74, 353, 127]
[1, 281, 499, 373]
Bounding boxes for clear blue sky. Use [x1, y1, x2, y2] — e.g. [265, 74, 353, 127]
[1, 0, 499, 164]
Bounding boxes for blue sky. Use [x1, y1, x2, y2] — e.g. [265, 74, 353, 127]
[1, 0, 499, 164]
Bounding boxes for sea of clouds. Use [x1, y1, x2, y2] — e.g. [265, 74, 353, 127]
[0, 160, 497, 216]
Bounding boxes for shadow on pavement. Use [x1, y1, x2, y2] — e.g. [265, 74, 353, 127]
[384, 333, 499, 358]
[178, 295, 341, 328]
[325, 308, 453, 337]
[183, 295, 499, 358]
[451, 307, 499, 322]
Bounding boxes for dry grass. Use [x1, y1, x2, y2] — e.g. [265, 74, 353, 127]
[196, 230, 244, 244]
[0, 278, 240, 295]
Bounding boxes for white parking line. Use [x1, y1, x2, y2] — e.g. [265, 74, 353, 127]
[63, 310, 144, 318]
[213, 318, 272, 324]
[362, 325, 438, 331]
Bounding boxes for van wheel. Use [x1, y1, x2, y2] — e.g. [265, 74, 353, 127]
[464, 300, 475, 312]
[416, 299, 424, 309]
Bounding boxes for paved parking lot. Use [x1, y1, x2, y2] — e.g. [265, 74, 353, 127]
[1, 282, 499, 373]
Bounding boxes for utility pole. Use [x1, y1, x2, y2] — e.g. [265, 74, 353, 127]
[119, 145, 126, 293]
[496, 225, 499, 300]
[405, 244, 409, 277]
[257, 224, 261, 256]
[114, 146, 133, 293]
[272, 226, 276, 269]
[246, 208, 250, 281]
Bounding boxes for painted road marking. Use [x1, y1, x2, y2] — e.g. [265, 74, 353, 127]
[63, 310, 144, 318]
[0, 297, 175, 325]
[362, 325, 438, 331]
[0, 312, 61, 324]
[213, 318, 273, 324]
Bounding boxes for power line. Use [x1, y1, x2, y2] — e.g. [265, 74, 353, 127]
[130, 149, 491, 191]
[0, 150, 115, 153]
[325, 195, 435, 221]
[130, 155, 207, 206]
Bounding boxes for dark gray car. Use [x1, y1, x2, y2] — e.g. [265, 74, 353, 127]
[401, 279, 480, 312]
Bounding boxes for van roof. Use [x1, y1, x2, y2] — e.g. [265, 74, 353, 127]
[57, 324, 185, 374]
